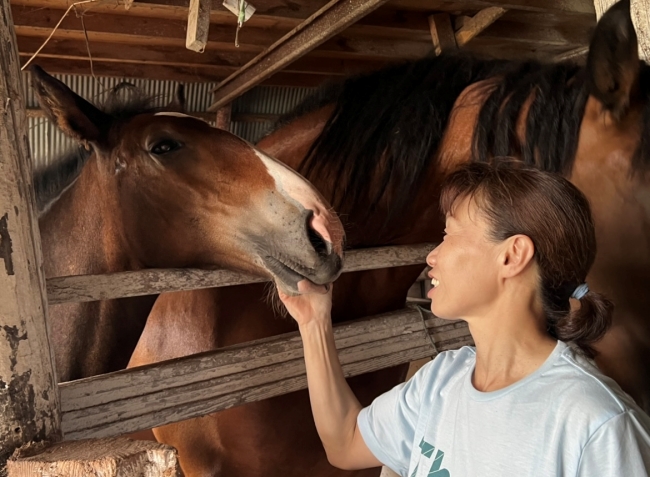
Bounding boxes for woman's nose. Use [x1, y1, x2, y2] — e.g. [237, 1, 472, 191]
[426, 246, 439, 268]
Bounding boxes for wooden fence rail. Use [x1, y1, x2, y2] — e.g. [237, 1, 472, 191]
[59, 307, 471, 440]
[46, 243, 435, 305]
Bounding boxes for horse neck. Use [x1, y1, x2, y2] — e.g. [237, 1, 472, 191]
[39, 156, 156, 381]
[571, 104, 650, 315]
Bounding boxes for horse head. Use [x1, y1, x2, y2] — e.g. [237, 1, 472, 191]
[31, 67, 344, 295]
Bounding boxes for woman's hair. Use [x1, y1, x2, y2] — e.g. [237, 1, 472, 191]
[440, 159, 613, 358]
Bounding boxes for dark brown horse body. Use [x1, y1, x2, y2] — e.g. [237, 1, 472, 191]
[130, 2, 650, 476]
[33, 68, 344, 383]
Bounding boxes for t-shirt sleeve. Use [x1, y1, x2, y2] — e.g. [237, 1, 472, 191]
[357, 360, 433, 477]
[576, 410, 650, 477]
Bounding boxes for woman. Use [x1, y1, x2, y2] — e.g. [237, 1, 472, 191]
[279, 160, 650, 476]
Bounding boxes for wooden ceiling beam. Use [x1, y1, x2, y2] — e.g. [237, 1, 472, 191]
[553, 45, 589, 62]
[16, 35, 391, 76]
[454, 6, 506, 46]
[477, 20, 589, 46]
[428, 6, 506, 54]
[16, 30, 428, 66]
[186, 0, 212, 52]
[208, 0, 391, 111]
[11, 5, 433, 58]
[428, 14, 457, 54]
[399, 0, 594, 15]
[21, 56, 331, 86]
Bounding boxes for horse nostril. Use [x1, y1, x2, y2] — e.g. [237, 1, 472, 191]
[306, 212, 331, 256]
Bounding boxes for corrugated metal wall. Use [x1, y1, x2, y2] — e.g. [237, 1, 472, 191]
[23, 72, 314, 170]
[230, 86, 315, 144]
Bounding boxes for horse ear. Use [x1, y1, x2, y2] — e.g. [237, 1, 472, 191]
[586, 0, 640, 120]
[30, 65, 112, 149]
[166, 84, 186, 112]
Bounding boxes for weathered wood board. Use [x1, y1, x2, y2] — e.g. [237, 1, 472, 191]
[59, 308, 471, 440]
[7, 438, 179, 477]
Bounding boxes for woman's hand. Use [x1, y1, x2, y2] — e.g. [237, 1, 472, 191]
[278, 284, 333, 327]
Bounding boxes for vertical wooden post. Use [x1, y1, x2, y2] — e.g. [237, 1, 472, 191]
[186, 0, 212, 52]
[428, 13, 457, 55]
[216, 103, 232, 131]
[0, 0, 61, 467]
[594, 0, 650, 61]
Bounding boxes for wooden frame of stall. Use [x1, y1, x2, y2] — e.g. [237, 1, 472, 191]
[2, 0, 636, 474]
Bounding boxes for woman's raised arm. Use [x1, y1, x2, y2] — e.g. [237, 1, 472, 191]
[279, 287, 382, 471]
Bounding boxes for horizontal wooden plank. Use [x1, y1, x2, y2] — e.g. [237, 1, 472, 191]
[46, 244, 435, 305]
[398, 0, 595, 15]
[60, 307, 471, 439]
[16, 26, 430, 64]
[12, 0, 597, 23]
[19, 56, 332, 86]
[16, 36, 390, 77]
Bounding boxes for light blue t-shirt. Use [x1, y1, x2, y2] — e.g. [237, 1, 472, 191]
[358, 341, 650, 476]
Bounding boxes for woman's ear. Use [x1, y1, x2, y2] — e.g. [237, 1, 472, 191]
[501, 235, 536, 278]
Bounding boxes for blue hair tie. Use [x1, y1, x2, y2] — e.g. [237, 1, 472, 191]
[571, 283, 589, 300]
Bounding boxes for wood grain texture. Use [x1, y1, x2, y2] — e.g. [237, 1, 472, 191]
[7, 437, 179, 476]
[59, 308, 471, 439]
[0, 0, 60, 466]
[428, 13, 457, 54]
[186, 0, 212, 52]
[455, 7, 507, 46]
[215, 103, 232, 130]
[46, 243, 435, 305]
[209, 0, 391, 110]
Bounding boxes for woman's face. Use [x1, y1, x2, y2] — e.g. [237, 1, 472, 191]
[426, 196, 503, 320]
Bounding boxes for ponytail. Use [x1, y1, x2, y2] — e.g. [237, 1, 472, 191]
[554, 291, 613, 359]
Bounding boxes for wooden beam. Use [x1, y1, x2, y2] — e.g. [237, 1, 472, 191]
[208, 0, 391, 111]
[553, 45, 589, 62]
[186, 0, 212, 52]
[16, 35, 391, 79]
[412, 0, 595, 16]
[0, 0, 61, 465]
[46, 243, 434, 305]
[455, 7, 507, 47]
[429, 7, 507, 54]
[428, 13, 457, 54]
[19, 56, 332, 87]
[7, 438, 179, 476]
[215, 103, 232, 130]
[474, 20, 590, 47]
[59, 308, 471, 440]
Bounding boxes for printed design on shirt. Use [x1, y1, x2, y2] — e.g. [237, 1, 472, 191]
[410, 438, 450, 477]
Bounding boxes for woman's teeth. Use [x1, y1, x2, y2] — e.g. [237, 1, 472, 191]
[431, 278, 439, 288]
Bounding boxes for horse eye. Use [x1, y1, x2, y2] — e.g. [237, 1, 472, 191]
[150, 139, 182, 155]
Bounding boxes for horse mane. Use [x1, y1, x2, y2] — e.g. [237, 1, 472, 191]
[282, 54, 511, 227]
[33, 83, 165, 214]
[276, 53, 650, 231]
[472, 60, 588, 174]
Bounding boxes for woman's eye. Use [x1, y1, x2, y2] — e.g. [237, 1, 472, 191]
[150, 140, 182, 155]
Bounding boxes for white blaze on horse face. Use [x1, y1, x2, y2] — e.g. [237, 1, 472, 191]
[253, 148, 344, 256]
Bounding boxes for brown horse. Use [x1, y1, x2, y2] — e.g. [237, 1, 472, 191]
[32, 66, 344, 383]
[129, 1, 650, 475]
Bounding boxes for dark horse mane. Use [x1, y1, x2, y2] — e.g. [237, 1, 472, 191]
[274, 53, 650, 230]
[33, 83, 166, 214]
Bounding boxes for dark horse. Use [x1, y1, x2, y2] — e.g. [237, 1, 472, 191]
[130, 1, 650, 476]
[32, 67, 344, 383]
